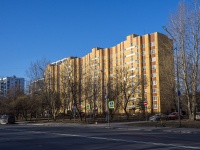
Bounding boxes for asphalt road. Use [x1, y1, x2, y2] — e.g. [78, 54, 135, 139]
[0, 123, 200, 150]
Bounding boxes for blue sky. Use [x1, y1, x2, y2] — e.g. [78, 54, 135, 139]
[0, 0, 180, 79]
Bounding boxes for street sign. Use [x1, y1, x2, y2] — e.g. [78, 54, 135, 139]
[86, 104, 90, 110]
[144, 101, 148, 106]
[108, 101, 114, 109]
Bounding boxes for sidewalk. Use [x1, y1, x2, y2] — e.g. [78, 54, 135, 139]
[16, 120, 200, 134]
[81, 121, 200, 134]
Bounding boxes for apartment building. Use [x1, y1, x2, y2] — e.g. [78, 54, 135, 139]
[46, 32, 175, 114]
[30, 78, 44, 94]
[0, 76, 25, 98]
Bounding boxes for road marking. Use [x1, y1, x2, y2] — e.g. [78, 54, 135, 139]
[53, 133, 200, 149]
[3, 128, 200, 149]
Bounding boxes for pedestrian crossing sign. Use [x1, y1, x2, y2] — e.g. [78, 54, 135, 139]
[86, 104, 90, 110]
[108, 101, 114, 109]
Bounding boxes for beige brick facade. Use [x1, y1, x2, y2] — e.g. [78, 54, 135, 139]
[46, 32, 175, 115]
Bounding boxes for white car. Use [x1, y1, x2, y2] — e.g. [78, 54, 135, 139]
[196, 112, 200, 120]
[149, 113, 168, 122]
[0, 115, 15, 124]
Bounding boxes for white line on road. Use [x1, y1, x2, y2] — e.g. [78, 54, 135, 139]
[3, 128, 200, 149]
[51, 132, 200, 149]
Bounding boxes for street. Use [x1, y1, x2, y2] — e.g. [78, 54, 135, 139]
[0, 123, 200, 150]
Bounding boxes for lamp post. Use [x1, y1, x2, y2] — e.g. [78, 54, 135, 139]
[162, 26, 181, 127]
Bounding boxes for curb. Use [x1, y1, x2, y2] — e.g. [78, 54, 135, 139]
[15, 121, 200, 134]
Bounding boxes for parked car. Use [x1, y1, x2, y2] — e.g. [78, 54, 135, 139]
[0, 115, 15, 124]
[79, 112, 85, 117]
[75, 112, 85, 117]
[149, 113, 168, 122]
[168, 112, 183, 120]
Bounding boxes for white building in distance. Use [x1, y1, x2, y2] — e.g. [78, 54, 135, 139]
[0, 76, 25, 98]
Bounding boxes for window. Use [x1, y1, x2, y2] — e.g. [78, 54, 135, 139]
[151, 57, 156, 62]
[151, 49, 155, 54]
[142, 44, 145, 48]
[153, 104, 157, 109]
[152, 88, 157, 93]
[142, 51, 146, 56]
[151, 65, 156, 70]
[143, 66, 146, 70]
[143, 59, 146, 63]
[153, 96, 157, 101]
[151, 42, 155, 47]
[152, 81, 156, 85]
[135, 60, 139, 63]
[152, 73, 156, 77]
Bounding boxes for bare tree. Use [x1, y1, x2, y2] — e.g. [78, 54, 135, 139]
[60, 59, 73, 116]
[44, 66, 62, 121]
[81, 71, 93, 121]
[26, 58, 50, 81]
[81, 59, 102, 121]
[157, 34, 177, 113]
[26, 58, 50, 119]
[117, 66, 145, 120]
[60, 58, 84, 120]
[168, 0, 200, 120]
[107, 68, 121, 119]
[90, 70, 102, 120]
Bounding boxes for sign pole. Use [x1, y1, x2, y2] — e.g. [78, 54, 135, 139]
[108, 103, 110, 127]
[105, 95, 110, 128]
[107, 98, 110, 127]
[108, 101, 114, 127]
[146, 106, 147, 121]
[178, 90, 181, 127]
[144, 101, 148, 122]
